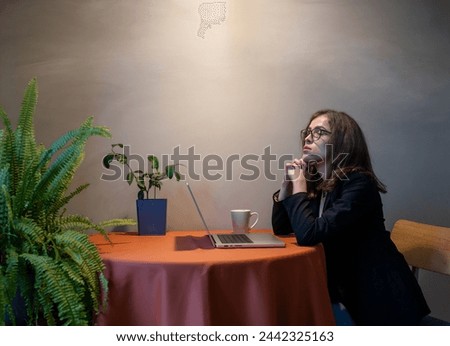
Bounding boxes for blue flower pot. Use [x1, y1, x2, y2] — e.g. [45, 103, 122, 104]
[136, 199, 167, 235]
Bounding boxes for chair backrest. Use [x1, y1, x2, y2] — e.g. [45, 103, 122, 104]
[391, 219, 450, 277]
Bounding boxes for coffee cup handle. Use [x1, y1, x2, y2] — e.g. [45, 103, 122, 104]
[249, 212, 259, 230]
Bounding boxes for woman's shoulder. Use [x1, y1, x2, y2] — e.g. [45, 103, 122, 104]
[345, 170, 371, 181]
[328, 171, 383, 207]
[338, 170, 379, 191]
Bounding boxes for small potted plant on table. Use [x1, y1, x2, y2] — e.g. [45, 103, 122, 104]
[102, 144, 181, 235]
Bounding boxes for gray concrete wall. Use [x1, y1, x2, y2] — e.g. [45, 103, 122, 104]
[1, 0, 449, 321]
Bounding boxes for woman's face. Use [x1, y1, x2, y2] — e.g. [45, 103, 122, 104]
[302, 115, 331, 164]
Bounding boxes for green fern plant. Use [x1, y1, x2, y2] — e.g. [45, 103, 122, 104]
[0, 78, 135, 325]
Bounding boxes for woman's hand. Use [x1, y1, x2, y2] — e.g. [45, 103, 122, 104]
[278, 159, 307, 201]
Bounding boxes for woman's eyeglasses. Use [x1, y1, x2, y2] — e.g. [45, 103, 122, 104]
[300, 127, 332, 142]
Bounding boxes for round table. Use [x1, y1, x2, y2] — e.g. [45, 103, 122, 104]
[90, 230, 335, 326]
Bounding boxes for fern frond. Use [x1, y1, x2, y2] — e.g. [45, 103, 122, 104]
[20, 253, 88, 325]
[29, 123, 111, 221]
[98, 218, 137, 228]
[0, 105, 14, 150]
[98, 272, 108, 312]
[18, 78, 37, 134]
[0, 107, 16, 193]
[0, 128, 3, 163]
[42, 143, 84, 203]
[0, 271, 7, 326]
[13, 218, 46, 253]
[0, 185, 14, 243]
[1, 249, 19, 325]
[58, 215, 135, 241]
[58, 214, 101, 233]
[24, 130, 91, 214]
[14, 78, 38, 188]
[59, 215, 136, 235]
[11, 155, 42, 218]
[48, 183, 90, 217]
[0, 167, 10, 238]
[54, 231, 105, 315]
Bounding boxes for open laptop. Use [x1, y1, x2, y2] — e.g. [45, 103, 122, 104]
[185, 182, 285, 248]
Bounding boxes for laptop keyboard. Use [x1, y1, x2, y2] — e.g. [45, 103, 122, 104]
[217, 234, 253, 244]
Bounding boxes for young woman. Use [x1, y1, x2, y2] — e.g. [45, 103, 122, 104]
[272, 109, 430, 325]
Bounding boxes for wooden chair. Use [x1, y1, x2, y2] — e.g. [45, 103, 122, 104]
[391, 219, 450, 279]
[391, 219, 450, 324]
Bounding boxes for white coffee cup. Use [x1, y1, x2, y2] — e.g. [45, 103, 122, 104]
[230, 209, 259, 234]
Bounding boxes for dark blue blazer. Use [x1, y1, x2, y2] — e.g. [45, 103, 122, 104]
[272, 172, 430, 325]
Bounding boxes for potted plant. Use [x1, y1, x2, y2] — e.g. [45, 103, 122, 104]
[0, 78, 135, 325]
[102, 144, 181, 235]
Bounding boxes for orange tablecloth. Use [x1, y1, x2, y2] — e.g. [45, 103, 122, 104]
[90, 230, 335, 326]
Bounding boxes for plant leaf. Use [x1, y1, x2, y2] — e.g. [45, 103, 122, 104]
[114, 153, 127, 164]
[126, 172, 134, 185]
[102, 154, 114, 169]
[166, 165, 174, 179]
[148, 155, 159, 171]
